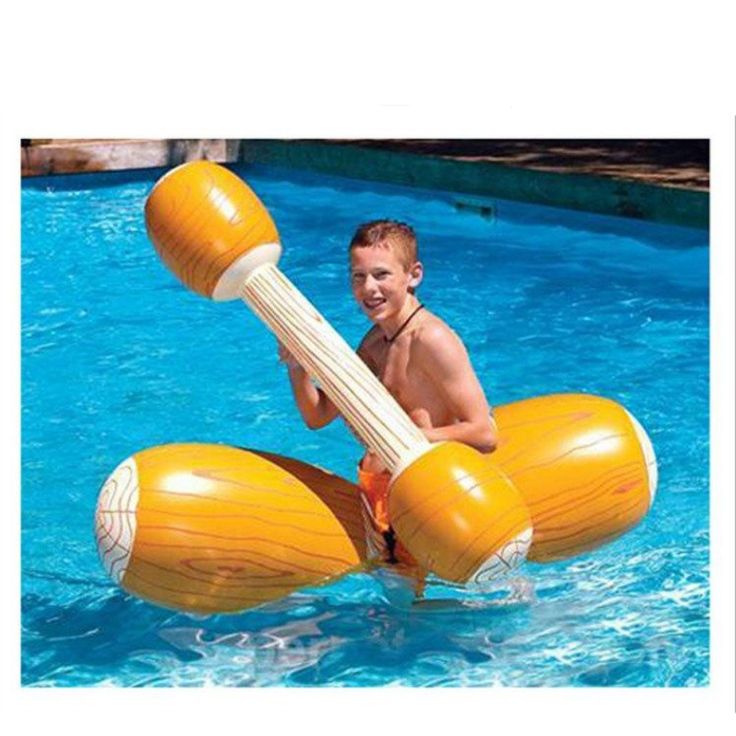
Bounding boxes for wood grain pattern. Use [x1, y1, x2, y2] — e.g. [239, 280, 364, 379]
[389, 442, 532, 583]
[145, 161, 279, 297]
[95, 444, 367, 614]
[492, 394, 654, 561]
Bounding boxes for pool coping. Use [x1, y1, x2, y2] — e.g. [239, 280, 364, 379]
[21, 139, 708, 230]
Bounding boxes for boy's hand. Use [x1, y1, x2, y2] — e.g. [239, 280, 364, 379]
[277, 341, 302, 370]
[409, 408, 432, 429]
[409, 408, 437, 442]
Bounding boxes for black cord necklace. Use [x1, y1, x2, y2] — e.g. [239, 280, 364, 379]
[384, 304, 425, 343]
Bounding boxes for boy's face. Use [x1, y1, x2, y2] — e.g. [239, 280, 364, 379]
[350, 242, 422, 325]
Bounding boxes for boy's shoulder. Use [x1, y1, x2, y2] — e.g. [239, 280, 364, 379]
[411, 312, 472, 378]
[358, 324, 383, 350]
[413, 311, 463, 353]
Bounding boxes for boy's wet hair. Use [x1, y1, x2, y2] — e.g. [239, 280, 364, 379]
[349, 220, 418, 271]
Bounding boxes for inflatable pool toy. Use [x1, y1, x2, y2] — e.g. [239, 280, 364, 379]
[145, 161, 532, 584]
[140, 162, 657, 593]
[94, 394, 656, 615]
[94, 444, 367, 614]
[493, 393, 656, 561]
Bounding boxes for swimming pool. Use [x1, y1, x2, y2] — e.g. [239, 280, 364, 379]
[21, 162, 709, 686]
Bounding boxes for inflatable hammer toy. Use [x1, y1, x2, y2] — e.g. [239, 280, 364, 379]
[95, 443, 368, 614]
[141, 161, 532, 585]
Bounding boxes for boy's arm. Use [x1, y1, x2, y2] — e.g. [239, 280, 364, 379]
[279, 342, 339, 429]
[278, 330, 378, 430]
[414, 325, 497, 452]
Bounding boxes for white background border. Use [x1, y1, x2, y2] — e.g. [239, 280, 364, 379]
[2, 1, 734, 734]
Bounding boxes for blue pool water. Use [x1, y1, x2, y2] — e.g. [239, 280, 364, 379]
[21, 162, 709, 686]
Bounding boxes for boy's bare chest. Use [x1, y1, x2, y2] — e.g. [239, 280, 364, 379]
[373, 342, 426, 407]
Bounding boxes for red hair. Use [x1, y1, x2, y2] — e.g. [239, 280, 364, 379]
[348, 220, 418, 271]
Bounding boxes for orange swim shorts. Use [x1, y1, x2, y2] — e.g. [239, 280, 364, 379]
[356, 464, 419, 569]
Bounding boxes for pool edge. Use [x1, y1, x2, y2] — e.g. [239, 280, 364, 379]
[20, 139, 708, 230]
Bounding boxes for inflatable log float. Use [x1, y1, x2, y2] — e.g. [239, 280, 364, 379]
[95, 393, 656, 614]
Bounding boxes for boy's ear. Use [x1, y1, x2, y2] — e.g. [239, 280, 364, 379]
[408, 261, 424, 289]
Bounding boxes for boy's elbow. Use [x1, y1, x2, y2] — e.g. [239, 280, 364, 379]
[478, 425, 498, 453]
[305, 408, 334, 430]
[305, 415, 327, 430]
[479, 439, 497, 454]
[304, 391, 336, 430]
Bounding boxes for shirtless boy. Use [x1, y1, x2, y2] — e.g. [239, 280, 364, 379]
[279, 220, 497, 566]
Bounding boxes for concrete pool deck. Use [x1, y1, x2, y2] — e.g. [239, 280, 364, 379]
[20, 139, 708, 229]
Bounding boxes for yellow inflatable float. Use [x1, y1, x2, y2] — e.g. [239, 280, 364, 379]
[93, 162, 658, 614]
[493, 393, 656, 561]
[95, 394, 656, 614]
[95, 444, 367, 614]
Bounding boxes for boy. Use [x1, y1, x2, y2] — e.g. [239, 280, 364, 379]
[279, 220, 497, 569]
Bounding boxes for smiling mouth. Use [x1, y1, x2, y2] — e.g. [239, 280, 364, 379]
[363, 298, 386, 311]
